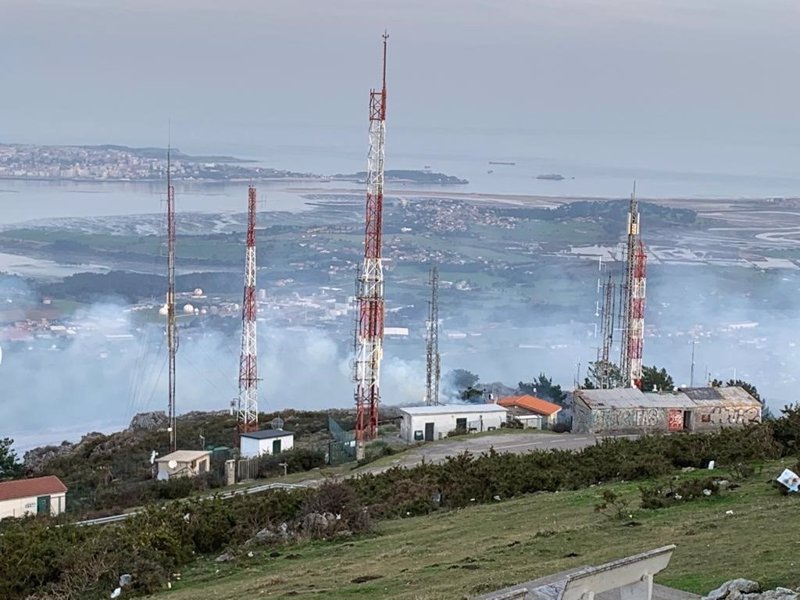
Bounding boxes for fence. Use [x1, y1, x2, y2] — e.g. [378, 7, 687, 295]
[328, 415, 356, 465]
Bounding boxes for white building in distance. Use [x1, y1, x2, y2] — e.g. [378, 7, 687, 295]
[0, 475, 68, 520]
[239, 430, 295, 458]
[399, 404, 508, 443]
[156, 450, 211, 481]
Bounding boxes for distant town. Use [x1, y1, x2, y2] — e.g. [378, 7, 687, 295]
[0, 143, 468, 185]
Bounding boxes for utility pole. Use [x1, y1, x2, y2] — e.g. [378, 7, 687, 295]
[425, 266, 440, 406]
[238, 186, 259, 438]
[166, 144, 178, 452]
[353, 33, 389, 461]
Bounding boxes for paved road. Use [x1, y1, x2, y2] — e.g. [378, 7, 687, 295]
[357, 431, 612, 476]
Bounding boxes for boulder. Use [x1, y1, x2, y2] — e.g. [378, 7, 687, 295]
[705, 580, 760, 600]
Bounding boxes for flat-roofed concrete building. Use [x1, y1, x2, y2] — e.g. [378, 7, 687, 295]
[399, 404, 508, 442]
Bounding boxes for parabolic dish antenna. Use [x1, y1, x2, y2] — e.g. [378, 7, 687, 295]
[168, 459, 178, 470]
[271, 417, 284, 430]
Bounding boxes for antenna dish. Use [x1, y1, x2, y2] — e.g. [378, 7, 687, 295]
[271, 417, 284, 430]
[168, 459, 178, 469]
[149, 450, 158, 465]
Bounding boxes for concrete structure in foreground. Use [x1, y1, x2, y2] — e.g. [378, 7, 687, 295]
[239, 429, 295, 458]
[475, 545, 696, 600]
[156, 450, 212, 481]
[573, 386, 761, 436]
[399, 404, 508, 442]
[0, 475, 68, 520]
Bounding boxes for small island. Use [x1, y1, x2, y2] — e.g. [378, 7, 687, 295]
[332, 169, 468, 185]
[536, 173, 565, 181]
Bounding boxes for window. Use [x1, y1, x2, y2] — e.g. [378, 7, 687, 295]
[414, 430, 424, 441]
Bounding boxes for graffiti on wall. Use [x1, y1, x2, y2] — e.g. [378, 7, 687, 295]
[592, 408, 667, 433]
[698, 405, 760, 427]
[668, 410, 684, 431]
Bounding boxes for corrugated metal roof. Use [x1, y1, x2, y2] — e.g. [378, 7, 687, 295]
[577, 388, 695, 410]
[681, 387, 722, 401]
[400, 404, 508, 416]
[498, 395, 562, 416]
[0, 475, 67, 502]
[577, 386, 760, 410]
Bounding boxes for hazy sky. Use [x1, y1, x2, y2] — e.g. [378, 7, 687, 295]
[3, 0, 800, 175]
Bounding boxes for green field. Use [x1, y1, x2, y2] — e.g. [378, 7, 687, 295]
[149, 460, 799, 600]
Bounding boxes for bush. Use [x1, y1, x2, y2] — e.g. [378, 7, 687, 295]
[257, 448, 326, 478]
[551, 422, 571, 433]
[640, 477, 721, 509]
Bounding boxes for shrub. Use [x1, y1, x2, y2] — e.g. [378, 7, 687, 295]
[594, 489, 631, 520]
[640, 477, 721, 509]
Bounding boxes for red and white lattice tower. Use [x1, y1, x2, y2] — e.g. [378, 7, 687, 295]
[238, 186, 259, 437]
[354, 33, 388, 460]
[619, 185, 647, 389]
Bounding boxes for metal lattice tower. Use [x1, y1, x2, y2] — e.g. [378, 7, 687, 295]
[596, 273, 616, 388]
[166, 146, 178, 452]
[238, 186, 259, 436]
[425, 266, 441, 406]
[619, 184, 647, 388]
[354, 33, 388, 460]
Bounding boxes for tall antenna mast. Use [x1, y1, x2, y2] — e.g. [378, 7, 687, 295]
[619, 183, 647, 388]
[354, 32, 389, 460]
[596, 273, 616, 388]
[166, 141, 177, 451]
[425, 266, 441, 405]
[238, 186, 259, 437]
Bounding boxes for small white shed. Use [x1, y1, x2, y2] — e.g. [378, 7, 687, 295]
[0, 475, 68, 520]
[156, 450, 211, 481]
[239, 429, 295, 458]
[399, 404, 508, 443]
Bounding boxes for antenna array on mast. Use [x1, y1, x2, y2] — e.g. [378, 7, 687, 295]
[425, 266, 440, 406]
[238, 186, 259, 437]
[619, 184, 647, 389]
[353, 33, 389, 460]
[166, 145, 177, 452]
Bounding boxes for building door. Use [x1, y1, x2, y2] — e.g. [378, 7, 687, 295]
[456, 418, 467, 432]
[682, 411, 692, 431]
[424, 422, 434, 441]
[36, 495, 51, 515]
[272, 439, 282, 454]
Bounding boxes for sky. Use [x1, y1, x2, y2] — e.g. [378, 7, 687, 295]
[2, 0, 800, 177]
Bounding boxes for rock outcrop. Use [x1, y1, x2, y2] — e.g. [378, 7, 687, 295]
[128, 411, 168, 431]
[704, 580, 799, 600]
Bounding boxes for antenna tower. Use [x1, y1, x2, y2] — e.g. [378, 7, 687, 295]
[166, 145, 178, 451]
[619, 184, 647, 389]
[425, 266, 441, 405]
[238, 186, 259, 437]
[596, 273, 616, 388]
[354, 33, 389, 460]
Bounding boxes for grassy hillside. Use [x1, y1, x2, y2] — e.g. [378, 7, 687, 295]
[151, 459, 800, 600]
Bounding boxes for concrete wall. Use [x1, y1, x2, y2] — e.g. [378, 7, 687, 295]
[692, 404, 761, 432]
[157, 456, 211, 481]
[240, 435, 294, 458]
[0, 492, 66, 520]
[574, 403, 761, 435]
[400, 410, 506, 442]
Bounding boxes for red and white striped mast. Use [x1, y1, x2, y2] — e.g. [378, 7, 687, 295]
[619, 184, 647, 389]
[238, 186, 259, 437]
[354, 33, 388, 460]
